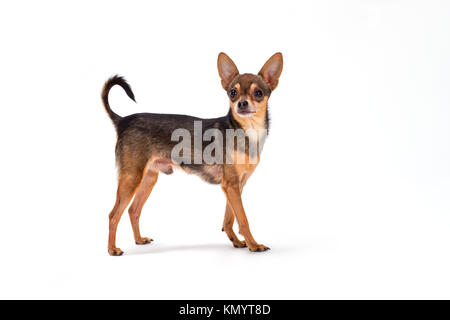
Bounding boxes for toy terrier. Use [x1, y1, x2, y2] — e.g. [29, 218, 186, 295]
[101, 52, 283, 255]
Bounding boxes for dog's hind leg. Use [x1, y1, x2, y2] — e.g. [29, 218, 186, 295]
[128, 170, 159, 245]
[108, 172, 142, 256]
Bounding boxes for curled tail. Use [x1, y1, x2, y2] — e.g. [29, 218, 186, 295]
[101, 75, 136, 127]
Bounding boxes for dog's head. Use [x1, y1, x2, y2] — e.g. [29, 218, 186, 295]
[217, 52, 283, 119]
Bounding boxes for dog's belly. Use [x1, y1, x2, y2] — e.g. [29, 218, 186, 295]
[180, 163, 223, 184]
[146, 157, 223, 184]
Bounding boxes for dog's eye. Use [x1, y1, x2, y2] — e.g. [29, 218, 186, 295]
[230, 89, 237, 98]
[254, 89, 263, 98]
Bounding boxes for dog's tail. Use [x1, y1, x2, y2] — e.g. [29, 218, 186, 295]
[101, 75, 136, 127]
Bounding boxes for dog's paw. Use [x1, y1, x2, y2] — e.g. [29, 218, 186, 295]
[232, 240, 247, 248]
[108, 247, 124, 256]
[135, 237, 153, 245]
[248, 244, 270, 252]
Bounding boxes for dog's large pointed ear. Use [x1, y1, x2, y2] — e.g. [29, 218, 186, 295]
[258, 52, 283, 90]
[217, 52, 239, 90]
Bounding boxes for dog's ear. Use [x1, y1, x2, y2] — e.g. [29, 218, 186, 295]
[259, 52, 283, 90]
[217, 52, 239, 90]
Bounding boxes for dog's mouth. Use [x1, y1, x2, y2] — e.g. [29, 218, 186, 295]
[236, 109, 256, 117]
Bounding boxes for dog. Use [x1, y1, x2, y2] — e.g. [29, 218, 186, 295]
[101, 52, 283, 255]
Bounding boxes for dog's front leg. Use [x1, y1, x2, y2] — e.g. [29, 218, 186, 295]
[221, 181, 269, 252]
[222, 202, 247, 248]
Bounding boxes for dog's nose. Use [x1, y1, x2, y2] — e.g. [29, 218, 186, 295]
[238, 100, 248, 110]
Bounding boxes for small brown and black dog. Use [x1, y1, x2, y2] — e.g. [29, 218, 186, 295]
[101, 53, 283, 255]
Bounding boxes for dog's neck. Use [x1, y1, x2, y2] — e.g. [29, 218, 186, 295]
[226, 106, 269, 154]
[226, 105, 269, 134]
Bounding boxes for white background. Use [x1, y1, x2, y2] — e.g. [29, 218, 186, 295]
[0, 0, 449, 299]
